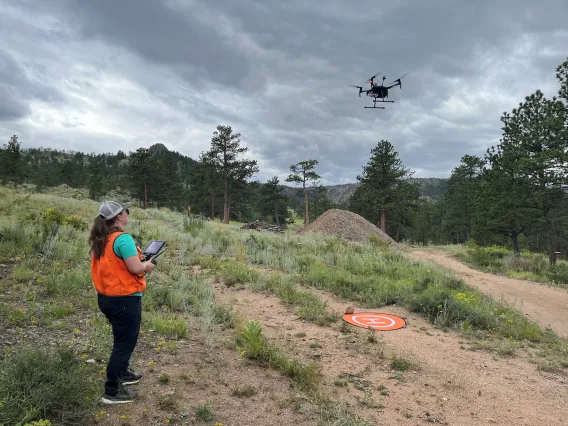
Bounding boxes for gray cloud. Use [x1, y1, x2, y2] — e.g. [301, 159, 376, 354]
[0, 48, 62, 120]
[1, 0, 567, 184]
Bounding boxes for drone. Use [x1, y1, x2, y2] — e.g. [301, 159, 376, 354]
[350, 72, 408, 109]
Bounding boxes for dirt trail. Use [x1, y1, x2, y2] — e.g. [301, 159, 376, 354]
[212, 280, 568, 426]
[407, 249, 568, 339]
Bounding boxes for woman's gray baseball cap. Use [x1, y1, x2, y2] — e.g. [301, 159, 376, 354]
[98, 201, 132, 220]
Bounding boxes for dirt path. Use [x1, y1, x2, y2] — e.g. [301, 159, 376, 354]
[212, 280, 568, 426]
[407, 249, 568, 339]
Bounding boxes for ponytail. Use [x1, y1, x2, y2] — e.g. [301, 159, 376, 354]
[88, 215, 122, 259]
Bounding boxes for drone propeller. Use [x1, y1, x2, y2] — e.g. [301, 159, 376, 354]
[366, 71, 382, 83]
[386, 72, 409, 88]
[349, 85, 364, 96]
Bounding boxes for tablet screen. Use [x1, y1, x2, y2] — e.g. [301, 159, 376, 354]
[144, 240, 166, 255]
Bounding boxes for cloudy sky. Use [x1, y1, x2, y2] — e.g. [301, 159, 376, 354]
[1, 0, 567, 185]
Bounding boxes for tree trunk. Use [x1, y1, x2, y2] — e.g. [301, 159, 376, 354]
[314, 195, 317, 222]
[549, 246, 557, 266]
[303, 186, 309, 226]
[379, 209, 387, 233]
[223, 177, 229, 224]
[511, 231, 520, 257]
[274, 204, 280, 227]
[227, 192, 232, 223]
[210, 192, 215, 221]
[548, 224, 561, 266]
[144, 182, 148, 209]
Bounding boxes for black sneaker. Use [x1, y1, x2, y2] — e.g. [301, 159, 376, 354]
[121, 370, 143, 385]
[100, 388, 138, 405]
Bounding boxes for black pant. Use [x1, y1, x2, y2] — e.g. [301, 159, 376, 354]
[97, 294, 142, 395]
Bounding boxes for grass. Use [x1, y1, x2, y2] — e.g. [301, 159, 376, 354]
[0, 346, 99, 425]
[234, 319, 321, 392]
[185, 209, 568, 368]
[0, 186, 374, 425]
[206, 231, 548, 343]
[437, 242, 568, 287]
[0, 187, 237, 424]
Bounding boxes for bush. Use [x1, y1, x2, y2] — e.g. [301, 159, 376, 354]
[42, 208, 65, 227]
[63, 215, 88, 231]
[466, 247, 503, 268]
[0, 345, 99, 426]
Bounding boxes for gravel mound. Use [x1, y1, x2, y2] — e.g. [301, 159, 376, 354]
[297, 209, 395, 244]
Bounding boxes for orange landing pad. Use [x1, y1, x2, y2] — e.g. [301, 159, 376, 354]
[342, 313, 406, 331]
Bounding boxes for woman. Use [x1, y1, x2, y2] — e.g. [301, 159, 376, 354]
[88, 200, 156, 404]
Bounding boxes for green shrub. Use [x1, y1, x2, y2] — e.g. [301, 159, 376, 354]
[63, 215, 88, 231]
[183, 215, 205, 236]
[235, 320, 265, 360]
[546, 262, 568, 284]
[368, 234, 392, 249]
[466, 247, 503, 268]
[221, 261, 260, 287]
[0, 345, 98, 426]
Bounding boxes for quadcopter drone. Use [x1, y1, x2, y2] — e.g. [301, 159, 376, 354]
[350, 72, 408, 109]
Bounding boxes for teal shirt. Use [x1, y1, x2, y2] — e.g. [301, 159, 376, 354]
[113, 234, 144, 296]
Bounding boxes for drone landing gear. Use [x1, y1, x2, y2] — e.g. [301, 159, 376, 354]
[365, 98, 390, 109]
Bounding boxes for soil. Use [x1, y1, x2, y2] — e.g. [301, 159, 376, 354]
[209, 276, 568, 426]
[407, 249, 568, 339]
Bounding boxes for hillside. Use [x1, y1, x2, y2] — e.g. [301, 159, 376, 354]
[10, 144, 446, 209]
[284, 178, 448, 205]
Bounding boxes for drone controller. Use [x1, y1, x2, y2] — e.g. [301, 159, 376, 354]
[142, 240, 167, 265]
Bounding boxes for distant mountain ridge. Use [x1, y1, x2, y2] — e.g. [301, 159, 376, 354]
[283, 178, 448, 205]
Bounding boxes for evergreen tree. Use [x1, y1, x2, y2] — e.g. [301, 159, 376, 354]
[205, 125, 259, 223]
[350, 140, 418, 233]
[0, 135, 23, 188]
[383, 181, 422, 241]
[557, 57, 568, 103]
[125, 148, 155, 209]
[149, 154, 186, 210]
[189, 153, 223, 219]
[485, 89, 568, 258]
[285, 160, 320, 226]
[60, 160, 77, 187]
[442, 155, 486, 243]
[259, 176, 290, 226]
[87, 156, 105, 200]
[407, 199, 437, 245]
[308, 182, 335, 222]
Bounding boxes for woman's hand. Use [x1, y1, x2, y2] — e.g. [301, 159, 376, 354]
[143, 260, 156, 273]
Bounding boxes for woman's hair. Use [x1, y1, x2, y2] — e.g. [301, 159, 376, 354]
[88, 215, 122, 259]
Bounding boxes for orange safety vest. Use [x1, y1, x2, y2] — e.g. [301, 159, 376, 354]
[91, 231, 147, 296]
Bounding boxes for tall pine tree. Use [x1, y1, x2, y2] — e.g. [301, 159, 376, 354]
[285, 160, 320, 226]
[350, 140, 418, 233]
[205, 125, 259, 223]
[442, 155, 486, 243]
[0, 135, 23, 188]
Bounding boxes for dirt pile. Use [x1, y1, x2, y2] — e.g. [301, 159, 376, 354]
[297, 209, 395, 244]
